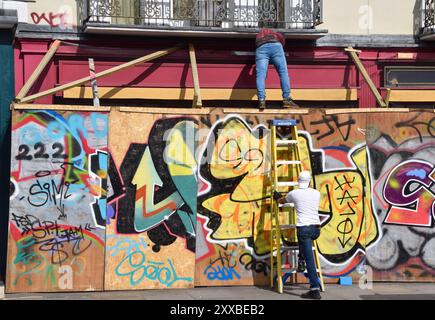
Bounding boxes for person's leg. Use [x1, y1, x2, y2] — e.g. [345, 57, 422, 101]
[297, 227, 308, 273]
[298, 226, 321, 292]
[270, 43, 290, 100]
[255, 45, 270, 103]
[297, 239, 306, 272]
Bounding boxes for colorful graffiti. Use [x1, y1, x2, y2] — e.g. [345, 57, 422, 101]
[367, 113, 435, 280]
[7, 110, 108, 292]
[104, 114, 197, 290]
[195, 113, 379, 285]
[107, 118, 197, 252]
[7, 109, 435, 291]
[383, 160, 434, 226]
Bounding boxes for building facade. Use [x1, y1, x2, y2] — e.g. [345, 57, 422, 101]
[2, 0, 435, 292]
[0, 1, 17, 283]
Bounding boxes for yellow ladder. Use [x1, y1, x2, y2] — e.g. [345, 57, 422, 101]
[268, 119, 325, 294]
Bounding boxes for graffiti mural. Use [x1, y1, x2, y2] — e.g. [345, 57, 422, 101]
[195, 111, 379, 286]
[104, 110, 197, 290]
[367, 112, 435, 281]
[7, 108, 434, 291]
[6, 110, 108, 293]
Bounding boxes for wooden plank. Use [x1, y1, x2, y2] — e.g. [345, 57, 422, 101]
[18, 44, 185, 104]
[15, 40, 61, 101]
[346, 47, 387, 108]
[387, 89, 435, 102]
[105, 108, 196, 290]
[119, 107, 210, 114]
[385, 88, 391, 107]
[223, 108, 309, 114]
[189, 43, 202, 108]
[64, 87, 358, 101]
[13, 103, 111, 112]
[88, 58, 100, 107]
[326, 108, 409, 115]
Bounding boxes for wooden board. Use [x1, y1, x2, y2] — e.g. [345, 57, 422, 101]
[63, 87, 359, 101]
[6, 109, 109, 293]
[194, 109, 376, 286]
[104, 108, 197, 290]
[365, 110, 435, 282]
[6, 106, 435, 291]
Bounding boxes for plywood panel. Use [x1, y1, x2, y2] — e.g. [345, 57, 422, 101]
[104, 108, 197, 290]
[6, 109, 108, 293]
[194, 109, 376, 286]
[366, 111, 435, 282]
[6, 106, 434, 291]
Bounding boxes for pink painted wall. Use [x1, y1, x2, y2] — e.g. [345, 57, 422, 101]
[14, 38, 435, 107]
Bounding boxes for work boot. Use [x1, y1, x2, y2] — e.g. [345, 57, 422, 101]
[301, 290, 321, 300]
[283, 98, 299, 108]
[297, 259, 306, 273]
[258, 100, 266, 109]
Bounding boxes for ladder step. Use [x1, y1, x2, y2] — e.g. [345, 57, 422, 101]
[276, 181, 298, 187]
[278, 203, 294, 208]
[270, 119, 297, 127]
[276, 160, 301, 165]
[273, 245, 317, 251]
[280, 224, 296, 230]
[276, 140, 298, 145]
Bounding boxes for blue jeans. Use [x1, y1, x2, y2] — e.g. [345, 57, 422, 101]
[297, 225, 321, 290]
[255, 42, 290, 101]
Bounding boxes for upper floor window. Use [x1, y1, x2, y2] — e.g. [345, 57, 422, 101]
[385, 66, 435, 88]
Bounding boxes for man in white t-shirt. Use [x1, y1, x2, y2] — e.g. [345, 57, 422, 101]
[274, 170, 322, 299]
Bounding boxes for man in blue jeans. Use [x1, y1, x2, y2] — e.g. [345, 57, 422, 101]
[274, 170, 322, 299]
[255, 28, 298, 109]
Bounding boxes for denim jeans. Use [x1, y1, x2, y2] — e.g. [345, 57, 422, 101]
[255, 42, 290, 101]
[297, 225, 321, 290]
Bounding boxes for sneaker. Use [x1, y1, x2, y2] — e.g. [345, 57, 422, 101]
[297, 259, 306, 273]
[283, 98, 299, 108]
[301, 290, 321, 300]
[258, 100, 266, 109]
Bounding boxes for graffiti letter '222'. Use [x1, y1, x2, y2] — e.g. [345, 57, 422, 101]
[383, 160, 435, 227]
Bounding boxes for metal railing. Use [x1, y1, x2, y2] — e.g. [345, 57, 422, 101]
[422, 0, 435, 33]
[81, 0, 322, 29]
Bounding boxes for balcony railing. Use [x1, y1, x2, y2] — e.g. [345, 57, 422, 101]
[81, 0, 322, 30]
[422, 0, 435, 34]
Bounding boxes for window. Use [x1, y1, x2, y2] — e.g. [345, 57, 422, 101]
[385, 66, 435, 87]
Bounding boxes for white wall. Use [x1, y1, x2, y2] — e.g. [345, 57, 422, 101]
[3, 0, 77, 29]
[320, 0, 417, 35]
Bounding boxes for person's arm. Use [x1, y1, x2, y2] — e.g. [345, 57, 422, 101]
[273, 191, 288, 204]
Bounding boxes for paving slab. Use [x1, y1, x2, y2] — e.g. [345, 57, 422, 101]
[2, 283, 435, 300]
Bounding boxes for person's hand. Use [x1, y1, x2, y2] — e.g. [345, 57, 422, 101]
[273, 190, 282, 201]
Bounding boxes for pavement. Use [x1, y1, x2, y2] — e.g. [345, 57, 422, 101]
[1, 282, 435, 300]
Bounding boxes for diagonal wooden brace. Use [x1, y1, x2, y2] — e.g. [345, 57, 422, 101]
[345, 46, 388, 108]
[189, 43, 202, 108]
[15, 40, 62, 101]
[17, 43, 186, 104]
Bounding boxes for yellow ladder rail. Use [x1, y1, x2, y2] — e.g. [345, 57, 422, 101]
[268, 119, 325, 294]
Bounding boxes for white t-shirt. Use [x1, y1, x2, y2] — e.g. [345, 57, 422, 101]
[285, 188, 321, 227]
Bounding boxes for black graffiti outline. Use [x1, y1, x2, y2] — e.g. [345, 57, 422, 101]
[395, 114, 435, 143]
[309, 115, 356, 141]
